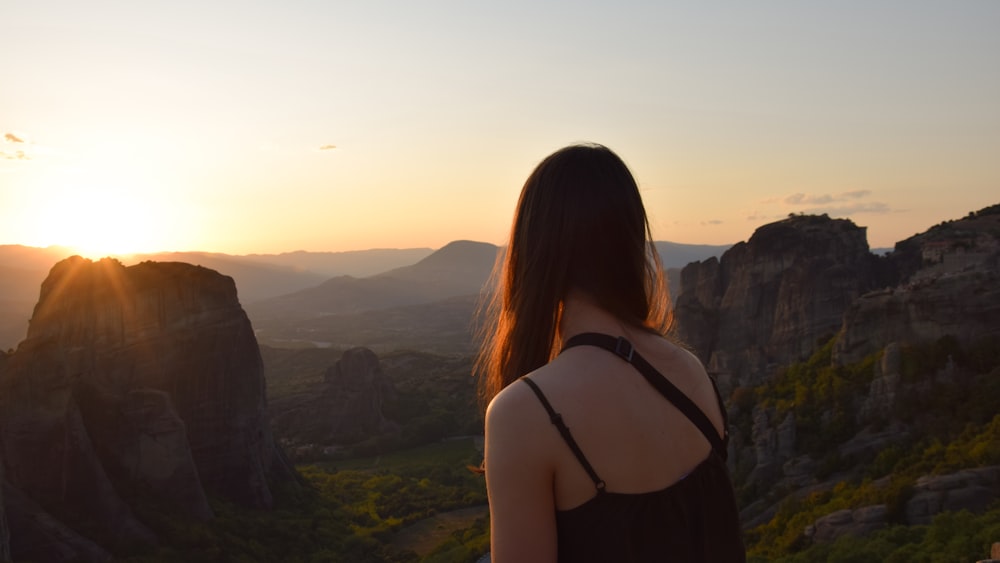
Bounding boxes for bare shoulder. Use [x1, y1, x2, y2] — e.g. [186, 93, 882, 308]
[485, 374, 556, 462]
[486, 376, 546, 429]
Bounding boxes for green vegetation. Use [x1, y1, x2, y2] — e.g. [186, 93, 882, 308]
[756, 336, 879, 457]
[740, 334, 1000, 561]
[751, 506, 1000, 563]
[121, 439, 488, 563]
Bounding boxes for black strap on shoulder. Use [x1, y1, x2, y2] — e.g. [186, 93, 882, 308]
[520, 376, 607, 494]
[561, 332, 728, 457]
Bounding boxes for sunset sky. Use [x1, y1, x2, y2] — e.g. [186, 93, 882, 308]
[2, 1, 998, 258]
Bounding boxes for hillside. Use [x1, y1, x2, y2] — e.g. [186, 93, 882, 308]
[246, 240, 729, 351]
[671, 204, 1000, 560]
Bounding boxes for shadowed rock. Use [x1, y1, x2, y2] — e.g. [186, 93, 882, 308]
[0, 257, 296, 560]
[674, 214, 882, 389]
[271, 347, 398, 447]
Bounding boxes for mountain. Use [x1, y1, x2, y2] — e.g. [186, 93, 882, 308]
[247, 240, 731, 351]
[126, 251, 329, 303]
[654, 241, 730, 269]
[239, 247, 434, 278]
[1, 240, 733, 353]
[245, 241, 500, 326]
[0, 257, 297, 561]
[0, 246, 434, 351]
[670, 204, 1000, 558]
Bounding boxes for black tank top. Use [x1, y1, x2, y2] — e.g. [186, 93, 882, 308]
[520, 332, 746, 563]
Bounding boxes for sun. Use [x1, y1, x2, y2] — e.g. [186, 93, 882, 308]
[21, 165, 177, 259]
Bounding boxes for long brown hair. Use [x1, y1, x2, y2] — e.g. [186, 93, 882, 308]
[475, 143, 671, 407]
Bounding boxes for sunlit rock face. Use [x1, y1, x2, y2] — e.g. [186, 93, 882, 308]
[0, 257, 296, 558]
[673, 215, 883, 389]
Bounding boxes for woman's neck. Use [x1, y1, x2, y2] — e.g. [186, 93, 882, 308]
[558, 291, 633, 344]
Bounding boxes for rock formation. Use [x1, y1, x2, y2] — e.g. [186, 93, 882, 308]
[674, 214, 884, 389]
[271, 347, 397, 448]
[834, 269, 1000, 365]
[323, 347, 398, 442]
[672, 206, 1000, 546]
[803, 465, 1000, 544]
[904, 466, 1000, 525]
[834, 206, 1000, 365]
[0, 257, 296, 560]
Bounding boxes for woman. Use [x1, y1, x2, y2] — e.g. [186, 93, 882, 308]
[477, 144, 745, 562]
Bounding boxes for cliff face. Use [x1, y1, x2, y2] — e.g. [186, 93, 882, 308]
[835, 209, 1000, 364]
[834, 268, 1000, 365]
[0, 257, 296, 560]
[676, 206, 1000, 547]
[674, 215, 883, 389]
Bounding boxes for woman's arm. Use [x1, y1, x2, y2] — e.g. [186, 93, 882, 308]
[484, 383, 558, 563]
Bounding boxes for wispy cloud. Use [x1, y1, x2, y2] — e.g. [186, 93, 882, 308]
[801, 202, 891, 215]
[780, 190, 890, 216]
[2, 131, 33, 160]
[784, 190, 872, 206]
[701, 219, 723, 226]
[745, 210, 787, 222]
[318, 144, 337, 151]
[0, 150, 30, 160]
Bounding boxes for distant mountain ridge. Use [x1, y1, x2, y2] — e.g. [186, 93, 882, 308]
[0, 239, 730, 350]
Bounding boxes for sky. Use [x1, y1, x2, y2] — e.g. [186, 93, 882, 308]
[2, 1, 998, 258]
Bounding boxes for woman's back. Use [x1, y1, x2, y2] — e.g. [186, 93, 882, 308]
[530, 328, 724, 511]
[485, 313, 745, 562]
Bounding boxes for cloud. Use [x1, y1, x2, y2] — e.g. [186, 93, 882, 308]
[798, 202, 891, 215]
[2, 132, 35, 161]
[0, 150, 30, 160]
[779, 189, 890, 216]
[318, 144, 337, 151]
[785, 193, 832, 205]
[784, 190, 873, 206]
[701, 219, 723, 226]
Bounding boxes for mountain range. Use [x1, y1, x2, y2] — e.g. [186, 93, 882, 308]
[0, 240, 730, 352]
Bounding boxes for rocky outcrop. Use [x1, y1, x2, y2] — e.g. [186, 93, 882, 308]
[835, 207, 1000, 365]
[805, 505, 888, 543]
[271, 347, 397, 448]
[857, 343, 901, 421]
[674, 214, 883, 389]
[748, 406, 797, 483]
[0, 257, 296, 560]
[802, 465, 1000, 545]
[323, 347, 397, 442]
[833, 269, 1000, 365]
[905, 466, 1000, 525]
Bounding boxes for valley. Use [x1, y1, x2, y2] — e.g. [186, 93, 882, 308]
[0, 207, 997, 561]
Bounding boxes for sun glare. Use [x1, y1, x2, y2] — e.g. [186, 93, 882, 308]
[21, 166, 176, 259]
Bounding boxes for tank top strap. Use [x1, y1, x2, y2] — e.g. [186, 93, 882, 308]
[560, 332, 729, 458]
[520, 376, 607, 494]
